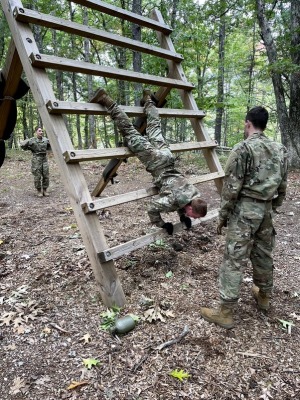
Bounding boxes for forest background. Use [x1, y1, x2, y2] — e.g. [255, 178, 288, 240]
[1, 0, 299, 168]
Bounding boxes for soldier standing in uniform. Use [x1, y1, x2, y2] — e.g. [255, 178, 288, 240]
[91, 88, 207, 234]
[200, 106, 288, 329]
[20, 126, 50, 197]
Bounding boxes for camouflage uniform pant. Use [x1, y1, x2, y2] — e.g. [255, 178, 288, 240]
[219, 198, 275, 304]
[109, 102, 174, 175]
[31, 155, 49, 190]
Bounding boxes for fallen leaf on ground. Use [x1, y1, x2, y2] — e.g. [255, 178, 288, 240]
[80, 333, 92, 344]
[82, 358, 100, 369]
[169, 369, 191, 382]
[67, 380, 89, 390]
[9, 377, 28, 395]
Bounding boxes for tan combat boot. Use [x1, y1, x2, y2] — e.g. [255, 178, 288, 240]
[200, 304, 234, 329]
[140, 88, 152, 106]
[90, 88, 115, 108]
[43, 188, 49, 196]
[252, 285, 270, 311]
[37, 189, 43, 197]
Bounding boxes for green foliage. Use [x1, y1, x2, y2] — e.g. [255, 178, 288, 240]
[277, 318, 295, 333]
[1, 0, 296, 151]
[82, 358, 101, 369]
[169, 368, 191, 382]
[99, 306, 121, 331]
[149, 239, 170, 250]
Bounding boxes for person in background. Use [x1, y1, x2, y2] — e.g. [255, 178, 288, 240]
[91, 87, 207, 234]
[200, 106, 288, 329]
[21, 126, 50, 197]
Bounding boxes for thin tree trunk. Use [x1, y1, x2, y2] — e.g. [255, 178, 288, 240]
[69, 3, 82, 149]
[214, 15, 225, 145]
[83, 7, 97, 149]
[132, 0, 142, 105]
[247, 22, 256, 112]
[288, 0, 300, 167]
[256, 0, 290, 148]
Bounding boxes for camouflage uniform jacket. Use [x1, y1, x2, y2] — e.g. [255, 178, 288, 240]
[219, 132, 288, 222]
[20, 137, 50, 155]
[148, 169, 200, 226]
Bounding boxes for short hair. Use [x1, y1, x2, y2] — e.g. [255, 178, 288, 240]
[191, 198, 207, 217]
[35, 126, 42, 132]
[245, 106, 269, 130]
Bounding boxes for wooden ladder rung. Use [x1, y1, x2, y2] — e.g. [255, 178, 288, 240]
[71, 0, 173, 34]
[15, 7, 182, 62]
[98, 209, 219, 262]
[47, 100, 206, 117]
[63, 141, 218, 163]
[82, 171, 224, 213]
[29, 53, 194, 91]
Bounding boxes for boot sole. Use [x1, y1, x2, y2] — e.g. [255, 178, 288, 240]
[90, 88, 106, 103]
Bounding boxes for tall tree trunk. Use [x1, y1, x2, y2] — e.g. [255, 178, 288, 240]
[256, 0, 299, 166]
[132, 0, 142, 105]
[288, 0, 300, 167]
[83, 7, 97, 149]
[214, 15, 225, 145]
[170, 0, 179, 29]
[69, 2, 82, 149]
[247, 22, 256, 112]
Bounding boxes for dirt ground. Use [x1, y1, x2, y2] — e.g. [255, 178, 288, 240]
[0, 150, 299, 400]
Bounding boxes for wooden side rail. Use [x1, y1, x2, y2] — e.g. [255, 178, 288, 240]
[0, 41, 24, 139]
[63, 140, 218, 163]
[14, 7, 182, 62]
[82, 171, 224, 213]
[29, 53, 194, 90]
[71, 0, 172, 35]
[98, 208, 219, 262]
[46, 100, 206, 117]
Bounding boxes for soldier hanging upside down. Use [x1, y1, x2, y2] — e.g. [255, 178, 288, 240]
[91, 87, 207, 235]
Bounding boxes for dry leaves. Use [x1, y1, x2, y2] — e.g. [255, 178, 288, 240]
[143, 306, 175, 323]
[67, 380, 89, 390]
[9, 377, 28, 395]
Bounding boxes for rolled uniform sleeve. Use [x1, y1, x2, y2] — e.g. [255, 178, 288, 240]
[219, 148, 245, 222]
[272, 150, 288, 209]
[20, 138, 31, 150]
[147, 194, 178, 227]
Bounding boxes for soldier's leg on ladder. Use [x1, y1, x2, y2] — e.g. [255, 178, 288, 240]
[143, 89, 168, 150]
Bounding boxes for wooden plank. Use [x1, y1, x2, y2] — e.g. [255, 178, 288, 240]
[152, 9, 225, 194]
[70, 0, 172, 34]
[63, 140, 218, 163]
[2, 0, 125, 307]
[14, 7, 182, 62]
[0, 40, 23, 139]
[98, 208, 219, 262]
[82, 171, 225, 213]
[91, 159, 123, 197]
[29, 53, 195, 90]
[46, 100, 206, 118]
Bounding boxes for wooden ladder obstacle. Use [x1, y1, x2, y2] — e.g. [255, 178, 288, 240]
[1, 0, 224, 307]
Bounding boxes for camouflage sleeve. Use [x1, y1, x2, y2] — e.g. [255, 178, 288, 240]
[147, 195, 176, 227]
[20, 138, 31, 150]
[219, 148, 245, 221]
[272, 150, 288, 208]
